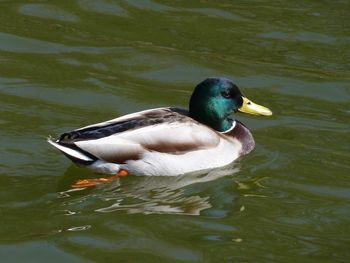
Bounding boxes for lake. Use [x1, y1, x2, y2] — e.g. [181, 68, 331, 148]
[0, 1, 349, 262]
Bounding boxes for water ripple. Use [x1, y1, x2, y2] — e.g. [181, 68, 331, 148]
[18, 4, 79, 22]
[0, 32, 120, 54]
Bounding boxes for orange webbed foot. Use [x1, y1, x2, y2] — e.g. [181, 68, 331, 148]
[71, 169, 128, 188]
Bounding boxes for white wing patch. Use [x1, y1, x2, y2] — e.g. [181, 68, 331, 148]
[47, 139, 93, 161]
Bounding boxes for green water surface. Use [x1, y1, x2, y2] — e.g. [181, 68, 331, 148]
[0, 1, 349, 262]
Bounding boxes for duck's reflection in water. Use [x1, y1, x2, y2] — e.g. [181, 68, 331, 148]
[59, 165, 239, 216]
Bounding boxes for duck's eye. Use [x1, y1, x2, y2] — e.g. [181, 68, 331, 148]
[221, 91, 231, 98]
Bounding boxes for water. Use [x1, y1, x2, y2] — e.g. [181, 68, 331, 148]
[1, 1, 349, 262]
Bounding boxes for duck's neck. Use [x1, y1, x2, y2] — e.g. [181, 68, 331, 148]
[216, 118, 234, 132]
[189, 109, 234, 132]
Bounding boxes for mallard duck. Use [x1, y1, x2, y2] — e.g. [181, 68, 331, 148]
[48, 77, 272, 187]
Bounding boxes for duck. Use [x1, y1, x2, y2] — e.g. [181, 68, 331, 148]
[48, 77, 272, 187]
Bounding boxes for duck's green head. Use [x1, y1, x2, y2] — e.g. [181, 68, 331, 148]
[189, 77, 272, 132]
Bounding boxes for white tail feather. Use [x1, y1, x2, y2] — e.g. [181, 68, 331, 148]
[47, 139, 93, 162]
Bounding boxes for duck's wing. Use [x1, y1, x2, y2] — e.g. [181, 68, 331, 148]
[58, 107, 189, 142]
[50, 107, 221, 164]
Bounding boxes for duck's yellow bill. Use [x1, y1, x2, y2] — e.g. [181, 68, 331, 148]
[238, 97, 272, 116]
